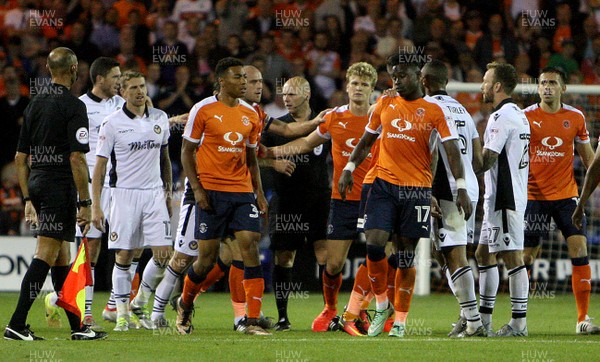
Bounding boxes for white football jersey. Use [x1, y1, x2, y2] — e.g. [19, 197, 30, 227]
[80, 92, 125, 184]
[97, 105, 170, 189]
[483, 99, 530, 211]
[425, 94, 479, 201]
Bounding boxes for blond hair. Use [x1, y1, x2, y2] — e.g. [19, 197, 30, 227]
[346, 62, 377, 88]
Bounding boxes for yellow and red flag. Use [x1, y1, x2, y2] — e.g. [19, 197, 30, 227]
[56, 238, 93, 324]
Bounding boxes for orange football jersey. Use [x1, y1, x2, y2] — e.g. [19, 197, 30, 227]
[366, 96, 457, 187]
[318, 105, 371, 201]
[183, 96, 260, 193]
[525, 103, 589, 200]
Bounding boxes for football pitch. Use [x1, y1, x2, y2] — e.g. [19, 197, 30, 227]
[0, 291, 598, 361]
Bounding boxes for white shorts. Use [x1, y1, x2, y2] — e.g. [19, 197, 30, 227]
[108, 188, 172, 250]
[76, 185, 111, 239]
[433, 200, 477, 251]
[479, 202, 524, 253]
[174, 201, 198, 257]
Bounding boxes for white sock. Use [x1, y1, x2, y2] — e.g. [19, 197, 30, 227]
[135, 258, 166, 306]
[452, 266, 481, 331]
[478, 264, 499, 328]
[107, 289, 116, 309]
[508, 265, 528, 331]
[151, 265, 180, 321]
[376, 298, 389, 311]
[130, 260, 139, 279]
[113, 263, 132, 318]
[48, 291, 58, 306]
[85, 267, 95, 317]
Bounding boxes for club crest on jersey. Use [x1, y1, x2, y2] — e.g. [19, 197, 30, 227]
[223, 132, 243, 145]
[241, 116, 250, 126]
[154, 125, 161, 134]
[391, 118, 412, 132]
[563, 120, 570, 128]
[188, 240, 198, 250]
[110, 232, 118, 241]
[541, 136, 563, 150]
[416, 108, 425, 117]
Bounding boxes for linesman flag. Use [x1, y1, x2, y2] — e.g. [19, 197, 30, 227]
[56, 237, 93, 323]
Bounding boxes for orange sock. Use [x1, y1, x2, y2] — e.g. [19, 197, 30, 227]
[129, 272, 140, 301]
[229, 263, 246, 303]
[387, 264, 397, 306]
[394, 267, 416, 324]
[322, 271, 342, 310]
[181, 274, 202, 308]
[243, 278, 264, 319]
[353, 264, 371, 296]
[367, 257, 388, 304]
[572, 264, 592, 322]
[199, 263, 226, 293]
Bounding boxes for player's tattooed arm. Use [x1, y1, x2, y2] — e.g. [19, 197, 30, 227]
[160, 145, 173, 217]
[573, 145, 600, 228]
[479, 148, 499, 175]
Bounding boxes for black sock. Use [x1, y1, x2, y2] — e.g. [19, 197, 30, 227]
[9, 258, 51, 329]
[51, 265, 84, 331]
[273, 265, 292, 322]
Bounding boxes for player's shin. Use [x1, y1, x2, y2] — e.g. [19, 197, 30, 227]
[451, 266, 481, 331]
[366, 244, 389, 310]
[508, 265, 528, 331]
[151, 265, 182, 322]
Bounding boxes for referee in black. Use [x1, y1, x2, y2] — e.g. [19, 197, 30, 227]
[4, 47, 107, 341]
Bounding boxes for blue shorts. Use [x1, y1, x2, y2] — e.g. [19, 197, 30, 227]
[524, 198, 585, 248]
[327, 199, 360, 240]
[195, 190, 261, 240]
[364, 178, 432, 239]
[357, 183, 372, 233]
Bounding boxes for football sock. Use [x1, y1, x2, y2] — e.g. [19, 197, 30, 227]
[229, 261, 246, 324]
[243, 266, 264, 320]
[9, 258, 50, 329]
[199, 257, 228, 293]
[273, 264, 292, 322]
[113, 262, 132, 318]
[478, 264, 499, 328]
[106, 289, 116, 310]
[387, 255, 398, 305]
[151, 265, 181, 321]
[451, 266, 481, 330]
[85, 266, 95, 318]
[571, 257, 591, 323]
[508, 265, 528, 330]
[444, 265, 457, 295]
[322, 270, 342, 311]
[366, 245, 388, 309]
[347, 264, 370, 316]
[129, 259, 140, 301]
[181, 266, 204, 308]
[51, 265, 83, 330]
[394, 266, 416, 324]
[136, 258, 165, 306]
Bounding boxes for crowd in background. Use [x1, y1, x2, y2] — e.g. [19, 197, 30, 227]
[3, 0, 600, 236]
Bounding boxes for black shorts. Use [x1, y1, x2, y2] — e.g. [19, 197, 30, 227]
[29, 170, 77, 242]
[327, 199, 360, 240]
[269, 190, 330, 251]
[195, 190, 261, 240]
[364, 178, 432, 239]
[524, 198, 585, 248]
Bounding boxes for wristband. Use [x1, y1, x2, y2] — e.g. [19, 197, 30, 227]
[77, 199, 92, 207]
[456, 178, 467, 190]
[343, 162, 356, 173]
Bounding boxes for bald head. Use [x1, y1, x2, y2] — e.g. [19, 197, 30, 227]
[421, 60, 448, 93]
[243, 65, 261, 77]
[47, 47, 77, 76]
[243, 65, 264, 103]
[284, 76, 310, 96]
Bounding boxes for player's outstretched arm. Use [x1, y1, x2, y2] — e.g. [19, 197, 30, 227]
[267, 130, 326, 158]
[338, 131, 377, 200]
[71, 151, 92, 235]
[573, 146, 600, 228]
[257, 158, 296, 177]
[247, 148, 268, 216]
[160, 145, 173, 217]
[478, 148, 499, 175]
[91, 156, 108, 232]
[181, 138, 211, 211]
[268, 108, 331, 138]
[443, 139, 472, 220]
[15, 151, 36, 227]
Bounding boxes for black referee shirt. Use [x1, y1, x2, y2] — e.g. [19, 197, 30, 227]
[17, 83, 90, 174]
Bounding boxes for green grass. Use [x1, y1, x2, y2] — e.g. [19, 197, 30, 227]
[1, 291, 599, 361]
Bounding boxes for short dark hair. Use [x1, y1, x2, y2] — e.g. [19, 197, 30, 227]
[540, 66, 567, 85]
[90, 57, 119, 85]
[422, 59, 448, 87]
[215, 57, 244, 78]
[386, 51, 422, 71]
[486, 62, 517, 95]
